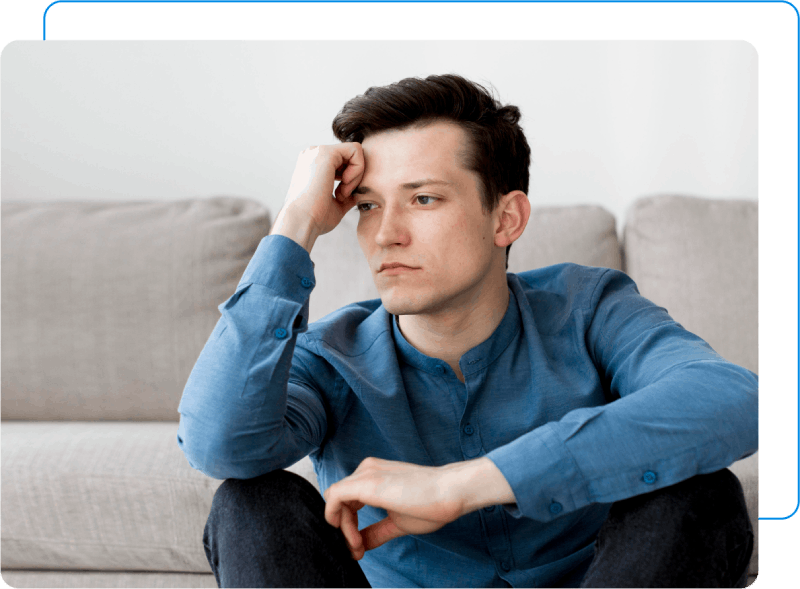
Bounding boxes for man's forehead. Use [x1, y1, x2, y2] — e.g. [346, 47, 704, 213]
[364, 121, 468, 151]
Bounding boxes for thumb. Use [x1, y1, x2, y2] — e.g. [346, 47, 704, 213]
[361, 516, 405, 551]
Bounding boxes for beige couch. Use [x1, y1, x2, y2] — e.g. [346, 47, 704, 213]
[1, 194, 758, 587]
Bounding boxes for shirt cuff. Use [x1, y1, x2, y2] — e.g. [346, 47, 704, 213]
[215, 234, 316, 333]
[485, 422, 589, 522]
[238, 234, 317, 302]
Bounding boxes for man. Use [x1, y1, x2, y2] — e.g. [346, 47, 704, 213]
[177, 74, 757, 588]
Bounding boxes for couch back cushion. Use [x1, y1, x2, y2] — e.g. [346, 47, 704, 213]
[308, 204, 622, 323]
[623, 195, 758, 373]
[1, 197, 271, 421]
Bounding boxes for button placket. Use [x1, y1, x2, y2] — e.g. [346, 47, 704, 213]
[459, 420, 482, 458]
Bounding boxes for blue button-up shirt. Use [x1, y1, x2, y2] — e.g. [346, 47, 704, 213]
[177, 235, 758, 588]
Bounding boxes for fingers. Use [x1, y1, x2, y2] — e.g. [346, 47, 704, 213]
[338, 142, 365, 188]
[361, 516, 405, 551]
[333, 181, 347, 202]
[340, 504, 364, 560]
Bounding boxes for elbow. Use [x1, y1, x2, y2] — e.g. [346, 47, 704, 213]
[177, 427, 228, 480]
[177, 419, 250, 480]
[177, 431, 263, 480]
[177, 415, 288, 480]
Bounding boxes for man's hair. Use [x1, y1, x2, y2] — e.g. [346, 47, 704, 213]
[331, 74, 531, 268]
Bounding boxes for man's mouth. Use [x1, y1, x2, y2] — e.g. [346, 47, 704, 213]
[379, 263, 419, 273]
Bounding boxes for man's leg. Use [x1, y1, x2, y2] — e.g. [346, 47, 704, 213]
[203, 469, 372, 588]
[580, 468, 754, 588]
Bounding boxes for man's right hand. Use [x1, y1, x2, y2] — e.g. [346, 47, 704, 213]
[270, 143, 365, 253]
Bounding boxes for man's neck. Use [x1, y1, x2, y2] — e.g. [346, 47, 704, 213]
[395, 284, 511, 374]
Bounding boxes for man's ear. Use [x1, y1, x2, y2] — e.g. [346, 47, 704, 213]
[494, 190, 530, 248]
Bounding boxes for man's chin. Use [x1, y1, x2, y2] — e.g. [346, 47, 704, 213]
[381, 295, 444, 315]
[380, 298, 426, 317]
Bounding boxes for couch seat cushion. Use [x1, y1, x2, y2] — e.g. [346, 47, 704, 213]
[1, 422, 317, 572]
[0, 571, 217, 588]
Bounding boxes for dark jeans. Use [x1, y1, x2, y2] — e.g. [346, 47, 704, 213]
[203, 468, 753, 588]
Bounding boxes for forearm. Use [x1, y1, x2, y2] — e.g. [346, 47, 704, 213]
[442, 457, 517, 516]
[270, 204, 322, 254]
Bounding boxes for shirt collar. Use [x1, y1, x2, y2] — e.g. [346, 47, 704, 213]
[390, 277, 522, 378]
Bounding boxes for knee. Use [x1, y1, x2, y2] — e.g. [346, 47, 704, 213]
[608, 468, 752, 543]
[211, 469, 322, 517]
[651, 468, 749, 524]
[587, 470, 753, 588]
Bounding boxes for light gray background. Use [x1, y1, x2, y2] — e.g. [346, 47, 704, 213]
[1, 41, 757, 233]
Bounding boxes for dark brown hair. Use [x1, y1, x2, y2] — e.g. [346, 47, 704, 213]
[331, 74, 531, 267]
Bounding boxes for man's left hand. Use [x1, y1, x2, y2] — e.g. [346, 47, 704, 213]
[323, 456, 515, 560]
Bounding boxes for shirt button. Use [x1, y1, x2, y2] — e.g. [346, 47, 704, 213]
[463, 424, 474, 436]
[300, 277, 313, 288]
[274, 328, 288, 339]
[549, 501, 563, 515]
[484, 505, 495, 512]
[643, 470, 657, 484]
[435, 365, 445, 374]
[501, 561, 511, 572]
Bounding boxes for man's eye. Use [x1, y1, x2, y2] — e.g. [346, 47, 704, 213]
[416, 195, 438, 205]
[356, 194, 439, 213]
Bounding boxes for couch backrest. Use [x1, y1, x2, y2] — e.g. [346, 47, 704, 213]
[623, 195, 758, 374]
[1, 197, 271, 421]
[8, 194, 747, 421]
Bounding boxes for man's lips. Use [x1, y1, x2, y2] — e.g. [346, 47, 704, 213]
[378, 263, 418, 273]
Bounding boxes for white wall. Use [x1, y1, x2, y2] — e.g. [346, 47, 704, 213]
[1, 41, 757, 234]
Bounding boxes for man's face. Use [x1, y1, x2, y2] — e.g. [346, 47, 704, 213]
[354, 120, 503, 316]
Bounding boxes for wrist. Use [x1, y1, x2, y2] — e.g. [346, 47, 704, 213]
[270, 205, 321, 254]
[442, 457, 516, 517]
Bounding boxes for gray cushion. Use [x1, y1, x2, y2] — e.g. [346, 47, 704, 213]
[1, 198, 271, 421]
[1, 422, 220, 571]
[0, 571, 217, 588]
[622, 194, 757, 373]
[0, 421, 318, 571]
[509, 203, 622, 272]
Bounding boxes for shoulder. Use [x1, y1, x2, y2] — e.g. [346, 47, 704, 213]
[509, 263, 639, 333]
[298, 298, 392, 358]
[514, 262, 633, 306]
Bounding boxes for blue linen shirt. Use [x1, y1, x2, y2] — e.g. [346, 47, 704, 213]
[177, 234, 758, 588]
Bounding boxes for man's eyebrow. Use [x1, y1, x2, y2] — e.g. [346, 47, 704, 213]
[351, 179, 454, 196]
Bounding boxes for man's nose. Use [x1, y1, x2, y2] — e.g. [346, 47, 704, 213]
[374, 206, 409, 248]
